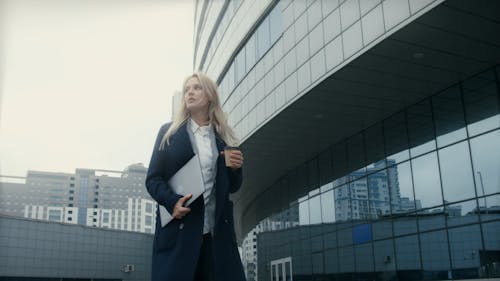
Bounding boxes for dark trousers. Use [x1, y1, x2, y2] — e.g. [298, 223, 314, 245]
[194, 233, 214, 281]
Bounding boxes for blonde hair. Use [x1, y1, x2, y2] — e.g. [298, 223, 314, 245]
[159, 72, 239, 150]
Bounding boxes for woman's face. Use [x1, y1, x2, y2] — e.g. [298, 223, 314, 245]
[184, 77, 210, 114]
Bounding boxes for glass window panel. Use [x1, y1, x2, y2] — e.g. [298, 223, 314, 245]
[445, 199, 479, 227]
[418, 207, 445, 232]
[412, 152, 443, 209]
[368, 171, 391, 219]
[439, 141, 476, 203]
[364, 123, 386, 171]
[338, 246, 355, 272]
[463, 69, 500, 136]
[374, 239, 397, 273]
[384, 111, 410, 164]
[350, 178, 371, 220]
[395, 235, 421, 270]
[309, 195, 322, 224]
[481, 220, 500, 276]
[432, 85, 467, 147]
[372, 220, 393, 240]
[320, 189, 335, 223]
[246, 35, 257, 70]
[332, 141, 349, 184]
[323, 227, 338, 249]
[481, 194, 500, 222]
[393, 216, 418, 236]
[228, 63, 235, 93]
[355, 243, 374, 272]
[469, 130, 500, 197]
[420, 230, 451, 276]
[334, 184, 352, 222]
[348, 133, 366, 177]
[257, 17, 271, 59]
[299, 196, 310, 225]
[324, 248, 339, 273]
[338, 227, 353, 247]
[318, 148, 333, 187]
[389, 162, 416, 214]
[269, 4, 282, 44]
[448, 224, 482, 279]
[289, 164, 309, 200]
[308, 158, 319, 190]
[407, 99, 436, 157]
[312, 252, 324, 274]
[236, 48, 246, 83]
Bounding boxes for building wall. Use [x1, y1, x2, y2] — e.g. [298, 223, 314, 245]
[0, 216, 153, 281]
[251, 65, 500, 280]
[196, 0, 445, 142]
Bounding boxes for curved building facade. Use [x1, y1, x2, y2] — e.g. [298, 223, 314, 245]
[193, 0, 500, 280]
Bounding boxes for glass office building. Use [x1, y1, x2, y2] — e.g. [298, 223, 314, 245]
[193, 0, 500, 280]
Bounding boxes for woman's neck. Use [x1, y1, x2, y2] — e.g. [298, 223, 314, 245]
[190, 111, 210, 126]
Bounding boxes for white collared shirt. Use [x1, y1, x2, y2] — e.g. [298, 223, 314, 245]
[188, 118, 217, 234]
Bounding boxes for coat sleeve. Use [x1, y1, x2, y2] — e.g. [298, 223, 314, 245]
[145, 124, 183, 215]
[228, 167, 243, 194]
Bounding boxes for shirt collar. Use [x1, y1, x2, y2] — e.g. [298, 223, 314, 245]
[189, 118, 212, 136]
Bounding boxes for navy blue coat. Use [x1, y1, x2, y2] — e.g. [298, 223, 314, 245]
[145, 121, 246, 281]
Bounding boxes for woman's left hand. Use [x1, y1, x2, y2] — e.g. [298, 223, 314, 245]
[222, 150, 244, 169]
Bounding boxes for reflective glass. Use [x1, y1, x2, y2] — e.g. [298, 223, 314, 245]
[373, 239, 397, 274]
[364, 123, 386, 171]
[439, 141, 475, 203]
[269, 4, 283, 44]
[407, 99, 436, 157]
[412, 152, 443, 209]
[372, 220, 393, 240]
[257, 17, 271, 58]
[432, 85, 467, 147]
[332, 141, 348, 185]
[481, 220, 500, 278]
[338, 246, 355, 272]
[347, 133, 366, 177]
[469, 130, 500, 197]
[246, 35, 257, 71]
[418, 207, 445, 232]
[481, 194, 500, 222]
[420, 230, 451, 279]
[448, 224, 482, 279]
[299, 195, 310, 225]
[384, 112, 410, 164]
[309, 195, 322, 224]
[324, 248, 339, 273]
[308, 158, 319, 190]
[395, 235, 420, 270]
[368, 171, 391, 219]
[445, 199, 479, 227]
[355, 243, 374, 272]
[389, 162, 416, 214]
[334, 184, 351, 222]
[320, 189, 335, 223]
[463, 69, 500, 136]
[318, 148, 333, 187]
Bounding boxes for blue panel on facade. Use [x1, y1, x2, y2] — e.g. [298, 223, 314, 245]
[353, 224, 372, 244]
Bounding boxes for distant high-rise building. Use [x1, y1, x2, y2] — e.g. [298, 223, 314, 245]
[0, 163, 156, 233]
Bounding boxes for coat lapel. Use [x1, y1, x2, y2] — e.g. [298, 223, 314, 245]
[164, 121, 195, 177]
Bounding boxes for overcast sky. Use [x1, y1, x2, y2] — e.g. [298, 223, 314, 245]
[0, 0, 194, 177]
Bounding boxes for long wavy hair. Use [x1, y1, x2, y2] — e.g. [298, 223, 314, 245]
[159, 72, 239, 150]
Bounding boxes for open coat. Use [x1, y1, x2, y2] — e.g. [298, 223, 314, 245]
[145, 121, 246, 281]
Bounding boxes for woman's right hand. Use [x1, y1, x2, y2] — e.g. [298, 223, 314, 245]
[172, 194, 192, 219]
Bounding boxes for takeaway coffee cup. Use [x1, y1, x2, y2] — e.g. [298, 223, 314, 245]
[224, 146, 240, 168]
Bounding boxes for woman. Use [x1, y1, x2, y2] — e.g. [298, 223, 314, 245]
[145, 72, 246, 281]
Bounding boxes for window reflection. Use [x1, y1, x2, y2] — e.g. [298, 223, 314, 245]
[462, 69, 500, 136]
[412, 152, 442, 209]
[432, 86, 467, 148]
[384, 112, 410, 164]
[469, 130, 500, 197]
[445, 199, 479, 227]
[407, 100, 436, 157]
[439, 141, 475, 203]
